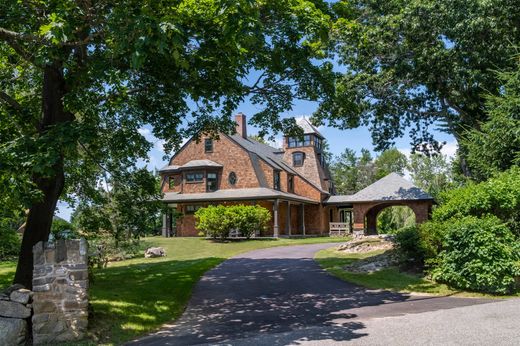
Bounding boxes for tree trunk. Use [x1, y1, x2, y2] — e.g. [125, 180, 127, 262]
[13, 64, 72, 289]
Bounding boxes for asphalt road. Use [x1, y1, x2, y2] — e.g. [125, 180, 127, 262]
[129, 243, 513, 346]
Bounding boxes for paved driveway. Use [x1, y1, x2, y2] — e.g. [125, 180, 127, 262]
[129, 243, 502, 345]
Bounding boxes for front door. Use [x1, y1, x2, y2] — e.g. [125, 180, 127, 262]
[338, 208, 353, 231]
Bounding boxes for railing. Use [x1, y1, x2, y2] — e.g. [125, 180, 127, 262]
[329, 222, 350, 237]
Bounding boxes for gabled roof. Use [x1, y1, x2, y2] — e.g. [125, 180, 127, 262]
[159, 159, 222, 173]
[296, 117, 323, 137]
[162, 187, 319, 204]
[228, 134, 328, 194]
[324, 173, 433, 204]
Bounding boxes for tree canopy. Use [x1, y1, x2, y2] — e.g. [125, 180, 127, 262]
[0, 0, 335, 287]
[316, 0, 520, 173]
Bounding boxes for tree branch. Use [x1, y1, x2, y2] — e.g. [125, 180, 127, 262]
[0, 91, 23, 111]
[0, 27, 39, 64]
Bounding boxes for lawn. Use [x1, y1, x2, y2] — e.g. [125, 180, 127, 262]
[316, 247, 520, 298]
[315, 247, 462, 296]
[0, 236, 346, 345]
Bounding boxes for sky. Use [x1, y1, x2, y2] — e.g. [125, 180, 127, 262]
[55, 98, 457, 221]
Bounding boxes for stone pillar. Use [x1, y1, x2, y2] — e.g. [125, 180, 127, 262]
[273, 199, 279, 238]
[32, 239, 89, 344]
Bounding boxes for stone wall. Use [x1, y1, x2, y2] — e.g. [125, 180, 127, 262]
[0, 284, 32, 345]
[32, 239, 89, 344]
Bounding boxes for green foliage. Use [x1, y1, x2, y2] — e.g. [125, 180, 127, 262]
[0, 225, 21, 261]
[377, 206, 415, 234]
[231, 205, 271, 239]
[463, 62, 520, 181]
[394, 226, 424, 270]
[432, 216, 520, 295]
[72, 168, 165, 241]
[408, 153, 454, 199]
[319, 0, 520, 158]
[330, 148, 407, 195]
[433, 167, 520, 236]
[373, 148, 407, 180]
[50, 218, 78, 241]
[195, 205, 271, 239]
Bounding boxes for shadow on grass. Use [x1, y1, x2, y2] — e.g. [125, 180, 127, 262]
[88, 257, 227, 345]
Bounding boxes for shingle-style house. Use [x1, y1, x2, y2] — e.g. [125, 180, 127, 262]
[159, 113, 433, 237]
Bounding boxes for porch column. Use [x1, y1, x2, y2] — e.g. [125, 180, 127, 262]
[301, 204, 306, 236]
[162, 213, 168, 237]
[286, 201, 291, 236]
[273, 199, 279, 238]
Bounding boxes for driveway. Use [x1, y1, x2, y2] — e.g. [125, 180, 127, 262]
[129, 243, 506, 345]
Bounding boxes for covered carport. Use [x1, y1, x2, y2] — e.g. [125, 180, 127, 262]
[324, 173, 434, 235]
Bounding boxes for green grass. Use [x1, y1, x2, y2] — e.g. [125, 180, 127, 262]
[315, 247, 465, 296]
[0, 236, 346, 345]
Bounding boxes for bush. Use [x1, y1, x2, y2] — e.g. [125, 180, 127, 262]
[394, 226, 424, 269]
[433, 167, 520, 236]
[231, 205, 271, 239]
[432, 216, 520, 295]
[195, 205, 271, 239]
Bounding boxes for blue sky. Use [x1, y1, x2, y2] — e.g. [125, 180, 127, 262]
[56, 98, 456, 221]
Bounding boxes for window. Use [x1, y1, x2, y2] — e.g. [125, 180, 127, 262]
[206, 172, 218, 192]
[186, 172, 204, 182]
[204, 138, 213, 152]
[228, 171, 237, 185]
[317, 153, 326, 167]
[168, 176, 175, 189]
[185, 205, 201, 214]
[292, 152, 305, 167]
[273, 171, 281, 190]
[288, 135, 312, 148]
[314, 136, 322, 150]
[288, 174, 294, 193]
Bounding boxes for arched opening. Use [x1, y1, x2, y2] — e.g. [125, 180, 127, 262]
[364, 202, 420, 235]
[376, 206, 416, 234]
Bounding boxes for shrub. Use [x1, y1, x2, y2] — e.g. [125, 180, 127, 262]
[50, 218, 79, 241]
[231, 205, 271, 239]
[195, 205, 271, 239]
[195, 205, 235, 239]
[394, 226, 424, 269]
[417, 220, 450, 269]
[432, 216, 520, 295]
[433, 167, 520, 236]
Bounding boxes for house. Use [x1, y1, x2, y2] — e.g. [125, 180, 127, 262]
[159, 113, 433, 237]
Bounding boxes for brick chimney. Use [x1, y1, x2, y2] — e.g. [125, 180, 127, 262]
[235, 112, 247, 138]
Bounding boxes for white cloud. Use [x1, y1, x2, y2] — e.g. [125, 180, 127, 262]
[137, 127, 152, 137]
[441, 141, 458, 159]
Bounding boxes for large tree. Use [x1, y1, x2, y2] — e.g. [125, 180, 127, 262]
[317, 0, 520, 174]
[0, 0, 334, 287]
[463, 61, 520, 181]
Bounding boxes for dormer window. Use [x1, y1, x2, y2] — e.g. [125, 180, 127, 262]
[204, 138, 213, 152]
[292, 152, 305, 167]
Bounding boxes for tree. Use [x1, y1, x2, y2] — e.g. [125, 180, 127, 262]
[463, 61, 520, 181]
[374, 148, 407, 180]
[408, 153, 453, 199]
[0, 1, 334, 287]
[330, 147, 405, 195]
[317, 0, 520, 174]
[72, 168, 166, 241]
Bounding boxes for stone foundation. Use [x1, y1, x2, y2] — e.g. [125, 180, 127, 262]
[32, 239, 89, 344]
